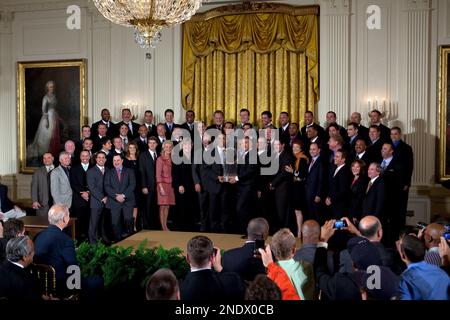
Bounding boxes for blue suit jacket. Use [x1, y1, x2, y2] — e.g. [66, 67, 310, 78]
[0, 184, 14, 213]
[34, 225, 78, 281]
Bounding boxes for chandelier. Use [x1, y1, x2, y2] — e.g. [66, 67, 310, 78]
[93, 0, 204, 48]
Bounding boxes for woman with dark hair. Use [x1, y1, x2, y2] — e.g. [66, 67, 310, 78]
[349, 159, 368, 222]
[285, 140, 309, 238]
[123, 142, 140, 231]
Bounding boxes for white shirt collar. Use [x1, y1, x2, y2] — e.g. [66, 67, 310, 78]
[81, 163, 89, 170]
[383, 156, 393, 165]
[97, 165, 104, 171]
[370, 175, 380, 184]
[8, 260, 25, 269]
[311, 136, 318, 143]
[334, 163, 345, 175]
[190, 266, 212, 272]
[358, 150, 366, 158]
[282, 123, 289, 131]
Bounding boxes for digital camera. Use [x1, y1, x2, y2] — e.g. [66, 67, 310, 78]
[334, 219, 347, 230]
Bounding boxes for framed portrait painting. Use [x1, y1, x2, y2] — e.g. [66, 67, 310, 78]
[439, 46, 450, 181]
[17, 59, 86, 173]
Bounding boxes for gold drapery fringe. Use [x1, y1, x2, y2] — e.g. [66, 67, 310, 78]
[182, 4, 319, 126]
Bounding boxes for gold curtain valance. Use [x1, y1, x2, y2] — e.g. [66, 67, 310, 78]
[182, 4, 319, 123]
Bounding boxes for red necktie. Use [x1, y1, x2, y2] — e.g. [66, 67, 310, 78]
[116, 168, 121, 181]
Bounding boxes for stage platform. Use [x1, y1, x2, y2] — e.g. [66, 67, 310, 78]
[115, 230, 301, 253]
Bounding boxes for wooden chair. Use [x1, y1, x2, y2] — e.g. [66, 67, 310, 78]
[30, 263, 57, 297]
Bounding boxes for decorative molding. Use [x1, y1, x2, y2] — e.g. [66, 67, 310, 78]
[0, 11, 14, 33]
[403, 0, 431, 11]
[321, 0, 350, 16]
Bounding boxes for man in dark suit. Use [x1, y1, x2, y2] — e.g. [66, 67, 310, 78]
[163, 108, 178, 139]
[269, 140, 293, 229]
[143, 110, 157, 138]
[92, 123, 110, 153]
[156, 123, 167, 155]
[87, 152, 108, 244]
[31, 152, 54, 217]
[139, 137, 159, 230]
[390, 127, 414, 234]
[133, 124, 149, 153]
[34, 204, 78, 295]
[362, 162, 385, 218]
[350, 112, 369, 142]
[192, 135, 211, 232]
[287, 123, 302, 149]
[366, 125, 384, 163]
[325, 111, 348, 142]
[301, 110, 325, 140]
[70, 150, 93, 240]
[347, 122, 361, 151]
[0, 236, 41, 300]
[222, 218, 268, 281]
[326, 149, 351, 219]
[179, 110, 196, 139]
[180, 235, 245, 301]
[98, 137, 113, 169]
[115, 108, 140, 140]
[232, 137, 259, 234]
[353, 138, 372, 165]
[75, 125, 92, 156]
[104, 154, 136, 241]
[305, 142, 326, 223]
[369, 109, 391, 143]
[278, 111, 291, 146]
[207, 110, 225, 133]
[91, 108, 115, 139]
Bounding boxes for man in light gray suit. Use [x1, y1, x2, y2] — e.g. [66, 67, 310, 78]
[104, 154, 135, 241]
[87, 151, 108, 244]
[50, 152, 73, 208]
[31, 152, 54, 217]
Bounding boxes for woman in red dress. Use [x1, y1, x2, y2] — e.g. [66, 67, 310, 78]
[156, 140, 175, 231]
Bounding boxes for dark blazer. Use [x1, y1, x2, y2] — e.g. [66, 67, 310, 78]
[349, 175, 369, 220]
[91, 120, 115, 138]
[328, 165, 352, 218]
[172, 157, 195, 190]
[237, 151, 259, 188]
[139, 150, 157, 192]
[143, 123, 158, 138]
[357, 125, 369, 142]
[164, 123, 178, 139]
[279, 125, 291, 146]
[222, 242, 266, 282]
[353, 151, 372, 167]
[133, 136, 149, 153]
[314, 247, 361, 300]
[180, 269, 245, 301]
[180, 122, 195, 139]
[301, 123, 325, 140]
[362, 176, 385, 217]
[104, 166, 136, 209]
[115, 121, 140, 140]
[271, 151, 294, 188]
[70, 164, 93, 208]
[0, 184, 14, 213]
[203, 148, 225, 195]
[0, 260, 41, 300]
[305, 156, 326, 201]
[34, 225, 78, 281]
[86, 166, 106, 209]
[91, 134, 108, 153]
[393, 140, 414, 187]
[378, 123, 391, 143]
[367, 138, 384, 163]
[0, 238, 8, 263]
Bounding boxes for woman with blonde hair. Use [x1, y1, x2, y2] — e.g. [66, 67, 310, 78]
[156, 140, 175, 231]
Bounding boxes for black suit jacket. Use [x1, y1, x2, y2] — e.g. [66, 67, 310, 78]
[115, 121, 140, 140]
[349, 175, 368, 220]
[143, 123, 157, 138]
[203, 148, 225, 195]
[139, 150, 157, 192]
[357, 125, 369, 142]
[271, 151, 294, 188]
[34, 225, 78, 281]
[86, 166, 106, 209]
[393, 140, 413, 187]
[91, 120, 115, 138]
[0, 260, 41, 300]
[279, 125, 291, 146]
[237, 152, 259, 188]
[172, 157, 195, 190]
[104, 167, 136, 209]
[378, 123, 391, 143]
[164, 123, 178, 139]
[305, 156, 326, 200]
[70, 164, 93, 208]
[353, 151, 372, 167]
[133, 137, 149, 153]
[0, 184, 14, 213]
[362, 176, 385, 217]
[367, 138, 384, 163]
[180, 269, 245, 301]
[328, 165, 352, 217]
[180, 122, 195, 139]
[222, 242, 266, 282]
[301, 123, 325, 140]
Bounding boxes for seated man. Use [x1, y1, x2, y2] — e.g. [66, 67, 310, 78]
[397, 234, 450, 300]
[180, 235, 245, 301]
[146, 268, 180, 300]
[270, 228, 316, 300]
[0, 236, 41, 300]
[221, 217, 268, 281]
[0, 182, 26, 221]
[0, 219, 25, 263]
[34, 204, 78, 296]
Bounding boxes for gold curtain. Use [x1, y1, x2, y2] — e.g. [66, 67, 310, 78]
[182, 4, 319, 125]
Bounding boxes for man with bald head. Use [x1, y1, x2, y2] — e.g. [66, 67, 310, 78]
[294, 220, 320, 264]
[422, 223, 445, 267]
[338, 216, 400, 274]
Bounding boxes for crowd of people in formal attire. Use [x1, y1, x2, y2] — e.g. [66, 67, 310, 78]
[0, 106, 449, 300]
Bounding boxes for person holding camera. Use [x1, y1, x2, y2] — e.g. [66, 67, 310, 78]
[418, 223, 445, 267]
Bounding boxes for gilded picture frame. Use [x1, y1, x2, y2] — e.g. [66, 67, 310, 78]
[17, 59, 86, 173]
[439, 46, 450, 181]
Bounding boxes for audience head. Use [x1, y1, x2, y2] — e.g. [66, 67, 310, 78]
[97, 123, 107, 136]
[359, 216, 383, 242]
[48, 204, 70, 229]
[328, 135, 343, 152]
[279, 112, 290, 127]
[81, 125, 91, 139]
[301, 220, 320, 244]
[186, 235, 214, 269]
[347, 122, 359, 138]
[355, 138, 367, 154]
[162, 140, 174, 156]
[79, 150, 91, 165]
[292, 140, 304, 154]
[326, 111, 337, 125]
[59, 151, 71, 167]
[64, 140, 76, 155]
[347, 237, 382, 270]
[328, 123, 340, 136]
[146, 268, 180, 300]
[164, 108, 175, 123]
[101, 108, 111, 122]
[370, 110, 382, 125]
[247, 217, 269, 241]
[121, 108, 132, 123]
[390, 127, 402, 143]
[245, 275, 282, 300]
[351, 159, 366, 177]
[144, 110, 153, 124]
[271, 228, 296, 261]
[119, 123, 129, 137]
[257, 137, 267, 151]
[351, 267, 399, 300]
[2, 219, 25, 240]
[6, 236, 34, 267]
[309, 142, 320, 158]
[423, 223, 445, 249]
[381, 143, 394, 159]
[273, 139, 284, 154]
[369, 125, 381, 142]
[185, 110, 195, 124]
[398, 234, 426, 265]
[239, 108, 250, 124]
[42, 152, 54, 166]
[304, 111, 314, 125]
[367, 162, 381, 179]
[113, 136, 123, 150]
[125, 142, 139, 158]
[350, 112, 362, 124]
